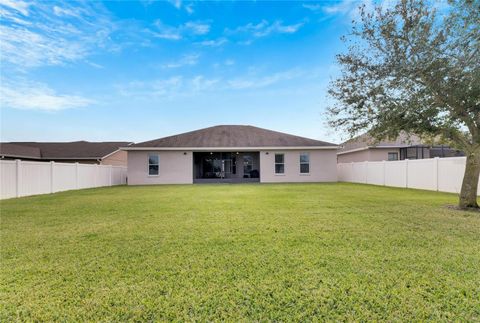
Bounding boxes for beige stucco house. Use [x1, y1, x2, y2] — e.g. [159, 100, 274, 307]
[337, 133, 463, 163]
[123, 125, 338, 185]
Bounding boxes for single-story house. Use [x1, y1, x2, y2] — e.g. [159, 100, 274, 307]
[122, 125, 338, 184]
[0, 141, 132, 166]
[337, 132, 464, 163]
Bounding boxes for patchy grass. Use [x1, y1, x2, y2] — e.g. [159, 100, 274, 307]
[1, 183, 479, 321]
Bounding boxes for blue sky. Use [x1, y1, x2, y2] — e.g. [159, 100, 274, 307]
[0, 0, 369, 144]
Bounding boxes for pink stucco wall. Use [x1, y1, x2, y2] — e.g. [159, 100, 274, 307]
[259, 149, 337, 183]
[127, 149, 338, 185]
[337, 148, 400, 163]
[127, 151, 193, 185]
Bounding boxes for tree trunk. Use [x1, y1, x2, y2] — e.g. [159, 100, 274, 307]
[459, 150, 480, 209]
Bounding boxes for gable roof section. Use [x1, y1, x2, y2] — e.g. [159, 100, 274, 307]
[0, 141, 132, 159]
[338, 132, 425, 154]
[129, 125, 337, 149]
[0, 143, 42, 159]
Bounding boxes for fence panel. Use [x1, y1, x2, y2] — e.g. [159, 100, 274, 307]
[351, 162, 367, 183]
[20, 161, 51, 197]
[366, 161, 384, 186]
[407, 159, 435, 191]
[338, 157, 479, 195]
[384, 160, 407, 188]
[0, 160, 127, 199]
[54, 163, 77, 192]
[0, 161, 17, 199]
[437, 157, 467, 194]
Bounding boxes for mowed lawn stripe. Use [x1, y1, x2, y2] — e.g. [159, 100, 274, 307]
[1, 183, 479, 321]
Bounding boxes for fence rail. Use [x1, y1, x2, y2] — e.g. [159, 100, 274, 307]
[337, 156, 479, 195]
[0, 160, 127, 199]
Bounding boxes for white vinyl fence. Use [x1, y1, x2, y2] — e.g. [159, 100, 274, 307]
[338, 156, 479, 195]
[0, 160, 127, 199]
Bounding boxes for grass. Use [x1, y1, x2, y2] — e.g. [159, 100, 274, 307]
[1, 183, 479, 321]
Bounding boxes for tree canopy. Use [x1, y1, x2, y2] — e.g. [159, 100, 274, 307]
[328, 0, 480, 208]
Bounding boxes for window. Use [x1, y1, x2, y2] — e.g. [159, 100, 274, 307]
[148, 154, 159, 175]
[300, 153, 310, 173]
[388, 152, 398, 161]
[275, 153, 284, 174]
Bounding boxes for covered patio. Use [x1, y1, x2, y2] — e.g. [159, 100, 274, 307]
[193, 152, 260, 183]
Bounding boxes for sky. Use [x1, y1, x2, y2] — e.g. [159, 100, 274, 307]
[0, 0, 369, 144]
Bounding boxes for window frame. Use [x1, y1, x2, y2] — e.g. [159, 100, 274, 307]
[299, 152, 310, 174]
[387, 152, 399, 161]
[274, 153, 285, 175]
[148, 154, 159, 176]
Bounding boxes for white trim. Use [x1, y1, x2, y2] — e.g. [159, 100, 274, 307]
[122, 146, 338, 151]
[148, 153, 160, 176]
[299, 152, 310, 174]
[274, 153, 285, 175]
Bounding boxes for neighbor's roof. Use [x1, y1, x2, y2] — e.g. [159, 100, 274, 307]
[338, 132, 425, 154]
[0, 143, 42, 159]
[0, 141, 132, 159]
[129, 125, 337, 149]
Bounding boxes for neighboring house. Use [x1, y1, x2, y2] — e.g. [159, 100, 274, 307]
[337, 133, 464, 163]
[123, 125, 338, 184]
[0, 141, 132, 166]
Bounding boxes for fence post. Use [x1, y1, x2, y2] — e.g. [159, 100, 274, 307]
[94, 164, 98, 187]
[405, 159, 409, 188]
[75, 162, 79, 189]
[50, 161, 55, 193]
[382, 160, 386, 186]
[433, 157, 439, 191]
[365, 161, 369, 184]
[109, 165, 112, 186]
[15, 159, 22, 198]
[350, 162, 354, 182]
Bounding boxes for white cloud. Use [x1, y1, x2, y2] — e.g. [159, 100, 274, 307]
[227, 19, 304, 41]
[227, 69, 304, 90]
[0, 0, 30, 16]
[167, 0, 194, 14]
[302, 3, 322, 12]
[191, 76, 220, 92]
[224, 59, 235, 66]
[162, 54, 200, 68]
[321, 0, 374, 20]
[184, 21, 210, 35]
[116, 68, 306, 100]
[169, 0, 182, 9]
[185, 3, 194, 14]
[0, 1, 116, 69]
[116, 77, 184, 99]
[0, 80, 93, 111]
[197, 37, 228, 47]
[152, 20, 211, 40]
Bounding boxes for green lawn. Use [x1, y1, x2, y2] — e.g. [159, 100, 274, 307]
[1, 183, 479, 321]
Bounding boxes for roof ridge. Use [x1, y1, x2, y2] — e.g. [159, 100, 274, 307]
[131, 125, 337, 148]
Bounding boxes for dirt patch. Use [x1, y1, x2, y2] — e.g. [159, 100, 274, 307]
[445, 204, 480, 213]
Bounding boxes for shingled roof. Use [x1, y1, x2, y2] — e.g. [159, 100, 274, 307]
[0, 141, 132, 159]
[130, 125, 337, 148]
[339, 132, 425, 153]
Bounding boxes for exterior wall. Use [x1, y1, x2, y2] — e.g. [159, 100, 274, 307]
[368, 148, 400, 161]
[337, 148, 400, 163]
[259, 149, 337, 183]
[337, 149, 370, 163]
[127, 150, 193, 185]
[101, 150, 128, 166]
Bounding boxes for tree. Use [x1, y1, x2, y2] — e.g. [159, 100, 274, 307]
[328, 0, 480, 209]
